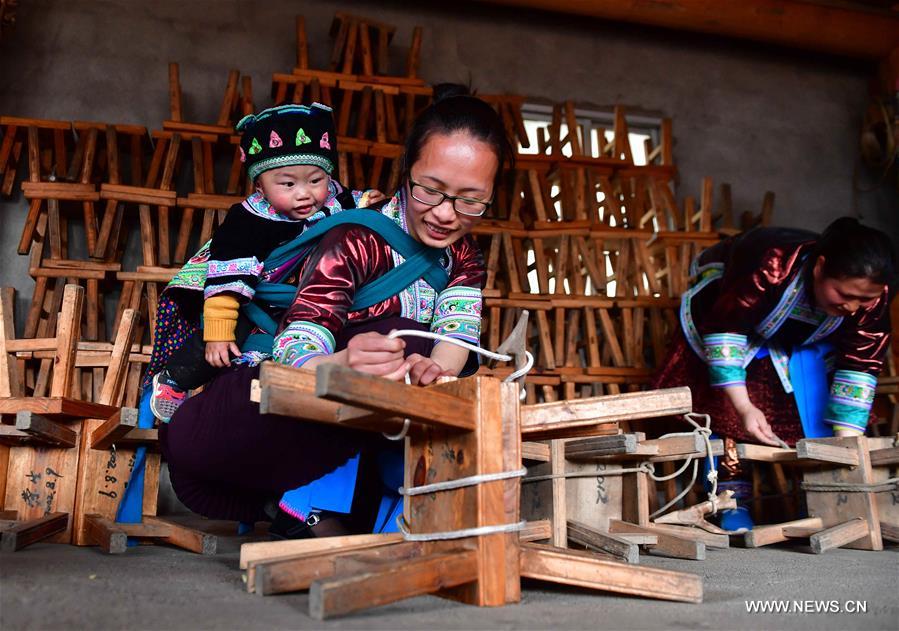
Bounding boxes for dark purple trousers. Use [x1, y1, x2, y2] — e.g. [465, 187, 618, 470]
[159, 317, 435, 523]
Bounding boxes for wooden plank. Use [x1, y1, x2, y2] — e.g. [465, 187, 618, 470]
[567, 520, 638, 564]
[550, 440, 566, 547]
[520, 543, 702, 603]
[49, 285, 83, 398]
[869, 446, 899, 467]
[89, 408, 138, 450]
[15, 412, 77, 448]
[736, 443, 798, 463]
[83, 514, 127, 553]
[781, 525, 823, 538]
[99, 309, 138, 406]
[143, 516, 216, 554]
[239, 533, 402, 570]
[519, 519, 552, 542]
[4, 421, 84, 543]
[522, 441, 550, 462]
[257, 365, 410, 436]
[608, 520, 705, 560]
[0, 286, 22, 398]
[880, 522, 899, 543]
[796, 440, 859, 466]
[315, 364, 476, 431]
[309, 549, 479, 620]
[520, 387, 691, 436]
[245, 536, 404, 593]
[100, 184, 177, 205]
[0, 512, 68, 552]
[500, 378, 523, 604]
[254, 541, 422, 596]
[433, 378, 515, 606]
[644, 522, 729, 548]
[0, 398, 117, 420]
[568, 433, 704, 461]
[21, 182, 99, 201]
[810, 518, 869, 554]
[744, 516, 824, 548]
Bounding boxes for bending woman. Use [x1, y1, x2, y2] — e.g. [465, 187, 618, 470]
[653, 218, 894, 528]
[159, 86, 512, 533]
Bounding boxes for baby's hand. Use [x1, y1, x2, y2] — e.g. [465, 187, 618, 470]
[205, 341, 241, 368]
[365, 190, 387, 205]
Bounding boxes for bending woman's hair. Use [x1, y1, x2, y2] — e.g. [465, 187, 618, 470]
[403, 83, 514, 194]
[813, 216, 896, 284]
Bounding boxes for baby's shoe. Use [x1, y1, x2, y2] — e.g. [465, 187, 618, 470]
[149, 371, 188, 422]
[719, 505, 754, 533]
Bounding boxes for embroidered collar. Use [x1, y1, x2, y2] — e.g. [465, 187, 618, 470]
[380, 188, 408, 231]
[754, 266, 842, 345]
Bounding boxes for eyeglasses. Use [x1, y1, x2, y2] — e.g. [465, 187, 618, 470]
[408, 178, 492, 217]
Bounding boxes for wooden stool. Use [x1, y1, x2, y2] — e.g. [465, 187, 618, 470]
[242, 363, 701, 618]
[1, 284, 116, 550]
[520, 390, 723, 563]
[0, 285, 214, 554]
[741, 436, 898, 553]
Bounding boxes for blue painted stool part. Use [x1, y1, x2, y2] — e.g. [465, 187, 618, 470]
[115, 386, 156, 545]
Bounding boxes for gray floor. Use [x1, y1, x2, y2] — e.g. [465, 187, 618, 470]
[2, 517, 897, 631]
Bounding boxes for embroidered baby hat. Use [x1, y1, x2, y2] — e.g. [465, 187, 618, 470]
[236, 102, 338, 180]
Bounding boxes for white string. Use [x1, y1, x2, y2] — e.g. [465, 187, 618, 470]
[400, 467, 527, 496]
[396, 515, 526, 541]
[386, 329, 534, 387]
[380, 329, 535, 439]
[523, 464, 653, 483]
[520, 413, 719, 520]
[649, 412, 718, 519]
[381, 417, 410, 441]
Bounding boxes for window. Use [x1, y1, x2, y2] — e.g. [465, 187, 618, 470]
[517, 104, 665, 296]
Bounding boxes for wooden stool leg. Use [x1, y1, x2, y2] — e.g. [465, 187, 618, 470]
[310, 548, 478, 620]
[520, 542, 702, 603]
[83, 514, 128, 554]
[143, 516, 217, 555]
[0, 512, 68, 552]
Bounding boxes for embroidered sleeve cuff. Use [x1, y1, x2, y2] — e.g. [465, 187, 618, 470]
[823, 369, 876, 433]
[430, 286, 482, 345]
[702, 333, 748, 387]
[203, 257, 263, 300]
[272, 321, 336, 368]
[204, 280, 256, 300]
[207, 256, 263, 279]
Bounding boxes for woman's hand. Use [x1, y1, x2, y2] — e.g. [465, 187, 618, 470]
[346, 332, 409, 381]
[723, 384, 783, 446]
[205, 341, 240, 368]
[406, 353, 454, 386]
[736, 402, 782, 446]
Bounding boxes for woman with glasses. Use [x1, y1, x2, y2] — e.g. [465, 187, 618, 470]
[160, 84, 513, 537]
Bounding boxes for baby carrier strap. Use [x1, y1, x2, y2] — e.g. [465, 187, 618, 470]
[243, 207, 450, 340]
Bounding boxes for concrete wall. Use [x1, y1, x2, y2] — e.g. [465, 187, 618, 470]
[1, 0, 894, 314]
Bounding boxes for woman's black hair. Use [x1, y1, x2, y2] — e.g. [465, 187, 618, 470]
[402, 83, 514, 198]
[814, 216, 896, 284]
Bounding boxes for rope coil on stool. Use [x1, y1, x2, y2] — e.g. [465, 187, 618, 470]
[801, 478, 899, 493]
